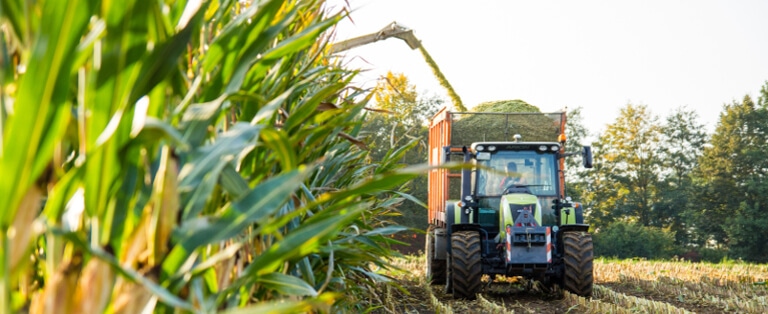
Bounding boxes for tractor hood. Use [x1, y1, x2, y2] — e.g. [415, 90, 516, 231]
[498, 192, 542, 240]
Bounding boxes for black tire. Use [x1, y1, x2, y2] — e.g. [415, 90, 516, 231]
[450, 231, 482, 299]
[562, 231, 593, 297]
[426, 226, 446, 285]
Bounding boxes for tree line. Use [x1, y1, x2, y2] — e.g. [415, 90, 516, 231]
[567, 82, 768, 262]
[365, 72, 768, 263]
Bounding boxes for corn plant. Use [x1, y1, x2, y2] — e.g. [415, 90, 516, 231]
[1, 0, 419, 312]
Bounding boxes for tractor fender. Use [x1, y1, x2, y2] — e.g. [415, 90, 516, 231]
[434, 228, 447, 260]
[558, 224, 590, 233]
[444, 200, 461, 226]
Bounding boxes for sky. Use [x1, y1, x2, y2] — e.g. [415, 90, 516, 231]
[324, 0, 768, 140]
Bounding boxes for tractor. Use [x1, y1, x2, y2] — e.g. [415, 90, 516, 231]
[425, 107, 594, 299]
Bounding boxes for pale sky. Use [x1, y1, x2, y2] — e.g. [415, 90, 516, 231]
[325, 0, 768, 140]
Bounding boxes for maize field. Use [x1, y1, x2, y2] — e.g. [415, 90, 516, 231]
[369, 255, 768, 313]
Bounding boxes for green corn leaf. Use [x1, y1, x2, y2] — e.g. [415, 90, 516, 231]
[282, 81, 348, 133]
[201, 0, 277, 73]
[239, 207, 362, 279]
[362, 226, 410, 237]
[257, 272, 318, 297]
[165, 167, 311, 278]
[0, 0, 94, 225]
[259, 128, 297, 170]
[0, 0, 28, 45]
[136, 117, 191, 151]
[218, 164, 250, 199]
[316, 172, 417, 205]
[180, 94, 229, 147]
[41, 166, 84, 222]
[178, 122, 262, 219]
[392, 190, 427, 209]
[127, 4, 202, 105]
[219, 292, 337, 314]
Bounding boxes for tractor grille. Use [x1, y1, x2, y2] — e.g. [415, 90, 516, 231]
[509, 203, 536, 221]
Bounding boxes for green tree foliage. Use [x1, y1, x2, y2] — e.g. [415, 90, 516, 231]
[655, 107, 707, 246]
[583, 104, 664, 227]
[573, 84, 768, 261]
[564, 107, 591, 198]
[361, 72, 442, 229]
[0, 1, 422, 312]
[593, 221, 679, 259]
[374, 72, 419, 124]
[695, 86, 768, 262]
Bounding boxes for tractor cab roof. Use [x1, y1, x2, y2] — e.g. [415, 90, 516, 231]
[471, 142, 562, 154]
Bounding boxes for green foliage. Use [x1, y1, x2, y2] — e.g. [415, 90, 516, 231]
[1, 1, 423, 312]
[582, 104, 664, 228]
[696, 248, 730, 263]
[593, 221, 680, 259]
[654, 107, 708, 246]
[576, 83, 768, 262]
[361, 72, 442, 230]
[564, 107, 590, 198]
[693, 89, 768, 262]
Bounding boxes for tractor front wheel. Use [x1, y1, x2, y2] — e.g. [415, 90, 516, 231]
[450, 231, 482, 299]
[562, 231, 593, 297]
[426, 226, 446, 285]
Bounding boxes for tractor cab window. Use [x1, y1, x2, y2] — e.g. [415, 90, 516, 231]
[475, 151, 557, 197]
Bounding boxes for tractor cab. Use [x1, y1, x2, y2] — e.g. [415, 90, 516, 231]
[470, 141, 562, 239]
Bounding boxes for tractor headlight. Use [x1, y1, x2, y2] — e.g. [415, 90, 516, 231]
[488, 145, 496, 151]
[539, 145, 547, 152]
[550, 145, 559, 152]
[476, 145, 484, 151]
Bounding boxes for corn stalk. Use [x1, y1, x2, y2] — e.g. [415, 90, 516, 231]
[1, 0, 419, 312]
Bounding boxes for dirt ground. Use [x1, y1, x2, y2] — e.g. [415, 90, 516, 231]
[381, 232, 751, 313]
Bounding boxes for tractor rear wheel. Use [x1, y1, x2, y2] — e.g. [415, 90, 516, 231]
[426, 226, 446, 285]
[450, 231, 482, 299]
[562, 231, 593, 297]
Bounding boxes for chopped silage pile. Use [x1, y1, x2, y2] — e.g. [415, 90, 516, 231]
[450, 100, 564, 146]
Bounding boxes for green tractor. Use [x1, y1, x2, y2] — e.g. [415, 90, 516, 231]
[426, 109, 594, 299]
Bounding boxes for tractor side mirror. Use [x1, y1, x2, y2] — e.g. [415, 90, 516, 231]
[582, 146, 593, 168]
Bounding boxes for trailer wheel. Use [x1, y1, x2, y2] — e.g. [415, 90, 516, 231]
[450, 231, 482, 299]
[562, 231, 593, 297]
[426, 226, 446, 285]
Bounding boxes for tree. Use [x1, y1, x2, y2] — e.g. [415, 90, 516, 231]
[655, 107, 707, 246]
[361, 72, 443, 229]
[695, 85, 768, 262]
[564, 107, 591, 199]
[583, 104, 665, 227]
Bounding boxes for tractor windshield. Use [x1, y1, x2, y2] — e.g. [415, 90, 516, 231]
[474, 151, 558, 197]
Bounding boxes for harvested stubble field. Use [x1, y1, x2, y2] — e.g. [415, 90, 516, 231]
[369, 255, 768, 313]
